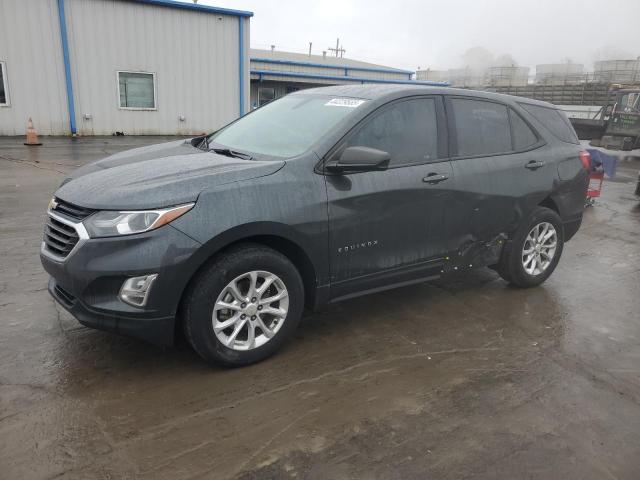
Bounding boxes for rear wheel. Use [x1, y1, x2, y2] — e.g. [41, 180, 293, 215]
[496, 207, 564, 288]
[183, 244, 304, 366]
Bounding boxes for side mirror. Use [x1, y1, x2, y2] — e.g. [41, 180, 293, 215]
[325, 146, 391, 173]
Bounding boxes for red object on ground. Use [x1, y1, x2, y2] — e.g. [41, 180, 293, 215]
[587, 171, 604, 198]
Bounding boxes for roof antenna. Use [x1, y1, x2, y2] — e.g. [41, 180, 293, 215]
[328, 38, 346, 58]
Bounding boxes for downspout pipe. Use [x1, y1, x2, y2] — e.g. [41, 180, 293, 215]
[238, 17, 246, 116]
[57, 0, 77, 135]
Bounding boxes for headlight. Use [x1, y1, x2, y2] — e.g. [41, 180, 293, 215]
[83, 203, 194, 238]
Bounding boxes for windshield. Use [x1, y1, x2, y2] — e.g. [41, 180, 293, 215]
[209, 95, 368, 158]
[617, 92, 640, 113]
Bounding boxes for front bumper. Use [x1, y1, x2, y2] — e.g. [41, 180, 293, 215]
[48, 278, 176, 345]
[41, 222, 202, 346]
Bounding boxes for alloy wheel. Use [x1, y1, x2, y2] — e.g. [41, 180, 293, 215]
[212, 270, 289, 351]
[522, 221, 557, 276]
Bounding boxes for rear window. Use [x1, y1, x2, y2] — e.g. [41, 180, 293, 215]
[520, 103, 579, 144]
[509, 109, 538, 150]
[451, 98, 511, 156]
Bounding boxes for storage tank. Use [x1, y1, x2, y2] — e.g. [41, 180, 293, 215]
[535, 63, 584, 85]
[486, 66, 530, 87]
[593, 59, 640, 84]
[446, 68, 486, 87]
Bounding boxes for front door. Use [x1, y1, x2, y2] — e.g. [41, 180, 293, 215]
[324, 96, 452, 300]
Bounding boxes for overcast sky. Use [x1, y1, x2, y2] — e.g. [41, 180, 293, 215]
[204, 0, 639, 72]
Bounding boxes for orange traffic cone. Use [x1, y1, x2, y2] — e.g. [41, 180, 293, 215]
[24, 117, 42, 146]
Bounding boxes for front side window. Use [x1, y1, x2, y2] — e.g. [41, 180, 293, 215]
[0, 61, 8, 106]
[258, 87, 275, 107]
[344, 98, 439, 166]
[118, 71, 155, 109]
[451, 98, 511, 156]
[210, 94, 368, 158]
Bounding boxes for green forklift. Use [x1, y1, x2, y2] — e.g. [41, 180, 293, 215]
[570, 87, 640, 151]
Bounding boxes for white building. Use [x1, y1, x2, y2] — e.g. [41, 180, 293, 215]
[249, 48, 446, 108]
[0, 0, 252, 136]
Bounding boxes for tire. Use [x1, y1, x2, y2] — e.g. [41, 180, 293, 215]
[496, 207, 564, 288]
[182, 243, 304, 367]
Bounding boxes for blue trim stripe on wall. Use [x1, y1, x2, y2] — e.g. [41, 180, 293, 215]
[132, 0, 253, 17]
[251, 57, 414, 76]
[239, 17, 246, 116]
[251, 69, 449, 87]
[57, 0, 77, 135]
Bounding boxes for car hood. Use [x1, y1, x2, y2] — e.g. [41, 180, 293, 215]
[55, 140, 285, 210]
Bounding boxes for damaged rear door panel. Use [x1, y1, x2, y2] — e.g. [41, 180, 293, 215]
[442, 96, 556, 271]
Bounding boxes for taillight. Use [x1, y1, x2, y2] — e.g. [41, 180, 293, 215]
[579, 150, 591, 171]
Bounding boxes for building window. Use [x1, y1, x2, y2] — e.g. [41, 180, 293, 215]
[118, 71, 156, 109]
[0, 61, 9, 106]
[258, 87, 275, 107]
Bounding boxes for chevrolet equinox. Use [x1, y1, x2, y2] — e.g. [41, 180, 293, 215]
[41, 85, 589, 366]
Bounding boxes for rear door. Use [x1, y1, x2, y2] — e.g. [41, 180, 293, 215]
[444, 96, 549, 266]
[325, 96, 453, 299]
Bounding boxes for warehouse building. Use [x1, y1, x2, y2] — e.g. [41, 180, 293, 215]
[249, 48, 445, 108]
[0, 0, 252, 136]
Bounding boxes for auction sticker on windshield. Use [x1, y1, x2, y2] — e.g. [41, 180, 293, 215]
[325, 98, 366, 108]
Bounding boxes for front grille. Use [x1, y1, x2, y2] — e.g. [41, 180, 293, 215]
[51, 198, 95, 221]
[43, 216, 79, 258]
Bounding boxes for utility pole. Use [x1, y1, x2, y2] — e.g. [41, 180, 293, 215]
[308, 42, 312, 56]
[328, 38, 345, 58]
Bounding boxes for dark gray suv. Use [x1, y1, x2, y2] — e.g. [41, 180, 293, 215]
[40, 85, 589, 366]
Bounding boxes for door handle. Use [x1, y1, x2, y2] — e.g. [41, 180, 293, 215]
[423, 172, 449, 184]
[524, 160, 545, 170]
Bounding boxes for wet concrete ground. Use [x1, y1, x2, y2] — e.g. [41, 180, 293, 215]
[1, 136, 639, 479]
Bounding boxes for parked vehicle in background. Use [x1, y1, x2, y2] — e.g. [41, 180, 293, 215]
[40, 85, 589, 366]
[570, 87, 640, 151]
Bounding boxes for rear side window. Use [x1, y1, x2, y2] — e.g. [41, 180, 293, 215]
[520, 103, 579, 144]
[346, 98, 439, 166]
[451, 99, 511, 156]
[509, 109, 538, 150]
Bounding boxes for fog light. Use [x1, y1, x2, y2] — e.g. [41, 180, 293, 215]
[119, 274, 158, 307]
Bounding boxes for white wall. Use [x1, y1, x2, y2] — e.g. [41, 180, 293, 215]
[0, 0, 70, 135]
[65, 0, 248, 135]
[0, 0, 250, 136]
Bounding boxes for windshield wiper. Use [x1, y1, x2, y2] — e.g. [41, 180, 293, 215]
[211, 148, 253, 160]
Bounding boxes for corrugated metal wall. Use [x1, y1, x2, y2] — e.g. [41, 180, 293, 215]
[0, 0, 70, 135]
[0, 0, 249, 136]
[65, 0, 247, 135]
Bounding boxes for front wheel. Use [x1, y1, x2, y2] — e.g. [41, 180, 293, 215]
[182, 244, 304, 366]
[496, 207, 564, 288]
